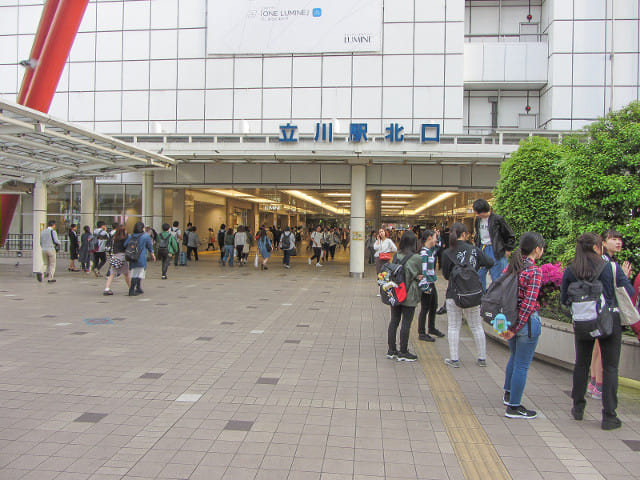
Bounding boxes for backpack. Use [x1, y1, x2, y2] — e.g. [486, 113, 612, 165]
[124, 235, 141, 262]
[481, 272, 520, 330]
[282, 232, 292, 250]
[88, 235, 98, 253]
[567, 262, 613, 340]
[183, 230, 190, 246]
[447, 250, 483, 308]
[378, 253, 415, 306]
[157, 232, 170, 253]
[104, 233, 113, 253]
[295, 231, 301, 242]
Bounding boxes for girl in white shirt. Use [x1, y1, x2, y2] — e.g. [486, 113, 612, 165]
[374, 228, 397, 274]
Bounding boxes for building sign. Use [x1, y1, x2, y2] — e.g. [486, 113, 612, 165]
[279, 122, 440, 143]
[207, 0, 382, 54]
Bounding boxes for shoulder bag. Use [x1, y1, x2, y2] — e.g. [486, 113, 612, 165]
[612, 262, 640, 326]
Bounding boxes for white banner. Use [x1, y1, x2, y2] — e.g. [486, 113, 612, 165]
[207, 0, 382, 55]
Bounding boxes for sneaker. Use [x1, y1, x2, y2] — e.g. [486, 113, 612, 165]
[308, 258, 312, 265]
[36, 272, 43, 282]
[418, 333, 435, 342]
[397, 351, 418, 362]
[429, 329, 445, 338]
[284, 265, 290, 269]
[444, 359, 460, 368]
[503, 391, 510, 406]
[103, 289, 114, 296]
[436, 306, 447, 315]
[601, 416, 622, 430]
[587, 383, 595, 395]
[591, 386, 602, 400]
[386, 349, 398, 359]
[316, 263, 323, 267]
[571, 407, 584, 421]
[161, 275, 167, 279]
[505, 405, 537, 419]
[476, 359, 487, 367]
[47, 279, 56, 283]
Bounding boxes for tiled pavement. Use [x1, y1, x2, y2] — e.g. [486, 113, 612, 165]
[1, 249, 639, 480]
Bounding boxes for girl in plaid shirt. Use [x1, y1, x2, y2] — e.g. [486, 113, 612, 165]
[501, 232, 546, 419]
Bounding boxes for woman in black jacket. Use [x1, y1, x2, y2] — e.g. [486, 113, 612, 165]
[79, 225, 92, 273]
[561, 233, 634, 430]
[68, 224, 80, 271]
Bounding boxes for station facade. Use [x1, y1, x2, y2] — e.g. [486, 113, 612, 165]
[1, 0, 639, 275]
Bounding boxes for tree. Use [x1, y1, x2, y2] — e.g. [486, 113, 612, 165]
[493, 136, 565, 262]
[558, 101, 640, 269]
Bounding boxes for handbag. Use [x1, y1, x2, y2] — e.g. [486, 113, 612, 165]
[612, 262, 640, 326]
[51, 230, 60, 252]
[379, 252, 392, 261]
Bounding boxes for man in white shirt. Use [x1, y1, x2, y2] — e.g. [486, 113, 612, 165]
[38, 220, 61, 283]
[308, 225, 324, 267]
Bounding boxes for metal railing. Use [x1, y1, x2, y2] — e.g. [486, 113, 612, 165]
[1, 234, 70, 257]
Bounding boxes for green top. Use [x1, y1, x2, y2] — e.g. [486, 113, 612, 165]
[396, 252, 423, 307]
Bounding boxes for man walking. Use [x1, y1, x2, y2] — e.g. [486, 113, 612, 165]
[169, 221, 182, 266]
[38, 220, 60, 283]
[92, 221, 110, 277]
[472, 198, 516, 291]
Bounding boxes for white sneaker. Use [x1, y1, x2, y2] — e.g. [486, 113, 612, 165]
[308, 258, 312, 265]
[316, 263, 323, 267]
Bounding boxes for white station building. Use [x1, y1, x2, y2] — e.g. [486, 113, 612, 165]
[1, 0, 639, 275]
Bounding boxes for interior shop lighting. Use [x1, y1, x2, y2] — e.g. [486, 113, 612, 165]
[410, 192, 456, 215]
[209, 189, 251, 197]
[381, 193, 415, 198]
[326, 193, 351, 197]
[283, 190, 342, 214]
[381, 201, 409, 204]
[336, 200, 352, 204]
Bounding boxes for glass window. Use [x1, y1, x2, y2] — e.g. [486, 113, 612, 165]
[97, 184, 124, 213]
[125, 184, 142, 216]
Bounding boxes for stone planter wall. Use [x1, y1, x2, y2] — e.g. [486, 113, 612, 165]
[482, 317, 640, 382]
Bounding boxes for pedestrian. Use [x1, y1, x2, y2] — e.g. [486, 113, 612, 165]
[186, 225, 199, 261]
[157, 223, 179, 279]
[37, 219, 61, 283]
[169, 221, 182, 266]
[330, 227, 340, 260]
[217, 223, 226, 263]
[92, 221, 110, 277]
[221, 227, 234, 266]
[321, 227, 331, 262]
[68, 223, 80, 271]
[417, 230, 445, 342]
[257, 227, 272, 270]
[234, 225, 247, 265]
[103, 224, 130, 296]
[182, 222, 192, 259]
[280, 226, 295, 268]
[308, 225, 324, 267]
[472, 198, 516, 291]
[207, 227, 215, 250]
[374, 228, 397, 274]
[243, 226, 253, 265]
[442, 222, 493, 368]
[561, 233, 634, 430]
[501, 232, 546, 419]
[386, 230, 423, 362]
[79, 225, 92, 273]
[365, 231, 376, 264]
[124, 222, 155, 296]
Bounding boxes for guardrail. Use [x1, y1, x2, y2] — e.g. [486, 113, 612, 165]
[1, 234, 70, 257]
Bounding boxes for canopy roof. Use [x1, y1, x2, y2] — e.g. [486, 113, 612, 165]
[0, 98, 175, 184]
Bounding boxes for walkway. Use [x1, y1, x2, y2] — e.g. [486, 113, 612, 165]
[0, 250, 639, 480]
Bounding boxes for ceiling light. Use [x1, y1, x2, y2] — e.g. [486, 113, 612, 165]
[210, 189, 251, 198]
[381, 193, 415, 198]
[327, 193, 351, 197]
[410, 192, 456, 215]
[336, 200, 351, 204]
[381, 201, 409, 204]
[283, 190, 344, 214]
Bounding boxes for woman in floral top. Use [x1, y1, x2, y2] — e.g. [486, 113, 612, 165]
[501, 232, 546, 420]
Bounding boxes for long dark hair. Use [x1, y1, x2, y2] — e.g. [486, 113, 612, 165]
[258, 228, 268, 240]
[398, 230, 417, 254]
[113, 225, 128, 242]
[448, 222, 468, 248]
[505, 232, 545, 275]
[133, 222, 144, 234]
[572, 233, 605, 279]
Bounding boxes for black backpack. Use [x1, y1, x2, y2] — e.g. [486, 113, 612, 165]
[481, 272, 520, 330]
[282, 232, 291, 250]
[447, 250, 483, 308]
[567, 262, 613, 340]
[124, 236, 141, 262]
[378, 253, 415, 306]
[157, 233, 170, 253]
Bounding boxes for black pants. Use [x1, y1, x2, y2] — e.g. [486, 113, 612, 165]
[329, 245, 336, 259]
[158, 250, 170, 276]
[236, 244, 244, 262]
[310, 247, 322, 262]
[283, 249, 291, 266]
[388, 305, 416, 353]
[93, 252, 106, 272]
[572, 316, 622, 418]
[187, 246, 198, 260]
[417, 285, 438, 334]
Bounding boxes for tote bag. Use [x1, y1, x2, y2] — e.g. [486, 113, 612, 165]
[612, 262, 640, 326]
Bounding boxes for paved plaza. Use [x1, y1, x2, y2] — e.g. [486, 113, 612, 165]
[0, 250, 639, 480]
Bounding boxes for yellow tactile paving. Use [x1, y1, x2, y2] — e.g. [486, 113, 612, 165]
[412, 323, 512, 480]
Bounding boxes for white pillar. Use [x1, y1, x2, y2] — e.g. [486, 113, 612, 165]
[350, 165, 366, 278]
[172, 189, 185, 230]
[153, 188, 163, 231]
[32, 181, 46, 275]
[142, 171, 154, 227]
[80, 178, 95, 230]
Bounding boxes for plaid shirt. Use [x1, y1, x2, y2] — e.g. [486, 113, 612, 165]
[513, 257, 542, 333]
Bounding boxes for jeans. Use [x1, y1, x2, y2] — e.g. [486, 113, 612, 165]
[504, 312, 541, 407]
[283, 249, 291, 266]
[388, 304, 416, 353]
[572, 315, 622, 418]
[222, 245, 234, 266]
[417, 285, 438, 334]
[478, 245, 508, 292]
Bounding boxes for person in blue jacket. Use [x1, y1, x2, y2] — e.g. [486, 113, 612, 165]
[124, 222, 155, 296]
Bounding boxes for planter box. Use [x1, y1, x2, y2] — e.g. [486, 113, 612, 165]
[483, 317, 640, 382]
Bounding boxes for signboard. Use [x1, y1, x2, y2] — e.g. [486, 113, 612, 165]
[207, 0, 383, 55]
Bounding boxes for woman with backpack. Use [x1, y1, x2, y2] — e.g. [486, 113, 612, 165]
[124, 222, 155, 296]
[103, 225, 131, 296]
[500, 232, 546, 419]
[386, 230, 423, 362]
[79, 225, 92, 273]
[416, 230, 445, 342]
[561, 233, 635, 430]
[280, 226, 295, 268]
[441, 222, 493, 368]
[257, 228, 272, 270]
